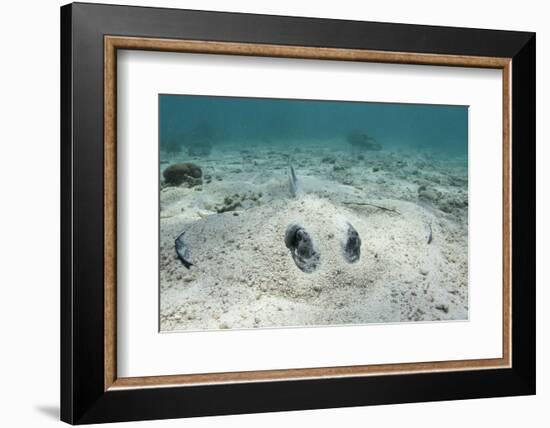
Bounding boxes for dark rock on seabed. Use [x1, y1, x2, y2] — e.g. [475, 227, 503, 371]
[163, 162, 203, 187]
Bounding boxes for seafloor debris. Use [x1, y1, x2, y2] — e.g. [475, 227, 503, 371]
[342, 222, 361, 263]
[284, 224, 320, 273]
[321, 156, 337, 164]
[342, 201, 401, 215]
[417, 185, 440, 203]
[435, 303, 449, 313]
[163, 163, 202, 187]
[215, 192, 262, 213]
[347, 131, 382, 151]
[175, 231, 193, 269]
[216, 199, 242, 213]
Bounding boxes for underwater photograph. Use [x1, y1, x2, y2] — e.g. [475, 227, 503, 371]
[159, 94, 469, 331]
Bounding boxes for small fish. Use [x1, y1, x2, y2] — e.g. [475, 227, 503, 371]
[175, 231, 193, 269]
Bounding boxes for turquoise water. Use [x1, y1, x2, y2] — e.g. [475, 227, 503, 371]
[159, 94, 468, 157]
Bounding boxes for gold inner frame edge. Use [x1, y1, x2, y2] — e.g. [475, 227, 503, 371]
[104, 36, 512, 391]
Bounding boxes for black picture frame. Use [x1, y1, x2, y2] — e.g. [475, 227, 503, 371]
[61, 2, 535, 424]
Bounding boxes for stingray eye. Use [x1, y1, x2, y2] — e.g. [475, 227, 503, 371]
[284, 224, 320, 273]
[342, 222, 361, 263]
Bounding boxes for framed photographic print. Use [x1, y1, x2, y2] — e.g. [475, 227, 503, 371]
[60, 2, 536, 424]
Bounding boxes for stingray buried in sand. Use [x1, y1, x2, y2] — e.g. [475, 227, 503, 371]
[159, 94, 469, 331]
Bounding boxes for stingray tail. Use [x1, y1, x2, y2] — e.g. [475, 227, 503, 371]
[177, 254, 194, 269]
[288, 157, 299, 197]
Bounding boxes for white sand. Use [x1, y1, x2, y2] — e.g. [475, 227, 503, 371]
[160, 143, 468, 331]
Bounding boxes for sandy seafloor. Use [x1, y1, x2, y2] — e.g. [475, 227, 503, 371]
[159, 141, 468, 331]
